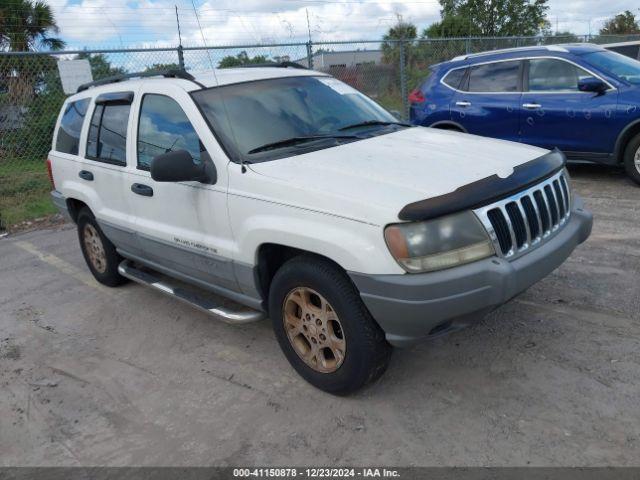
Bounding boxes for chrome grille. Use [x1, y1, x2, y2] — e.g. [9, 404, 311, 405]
[474, 170, 571, 260]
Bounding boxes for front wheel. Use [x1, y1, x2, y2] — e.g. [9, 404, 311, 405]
[269, 256, 392, 395]
[623, 133, 640, 186]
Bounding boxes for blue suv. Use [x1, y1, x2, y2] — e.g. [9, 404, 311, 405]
[409, 44, 640, 184]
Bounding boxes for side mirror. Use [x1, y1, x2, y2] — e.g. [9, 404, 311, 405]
[150, 150, 216, 184]
[578, 77, 608, 95]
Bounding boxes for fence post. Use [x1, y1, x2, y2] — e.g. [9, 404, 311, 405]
[177, 45, 185, 70]
[306, 41, 314, 69]
[399, 39, 409, 121]
[465, 38, 471, 54]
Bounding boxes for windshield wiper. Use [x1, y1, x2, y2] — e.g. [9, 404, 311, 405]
[247, 134, 359, 154]
[338, 120, 411, 131]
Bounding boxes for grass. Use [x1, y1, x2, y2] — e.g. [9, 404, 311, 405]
[0, 160, 56, 229]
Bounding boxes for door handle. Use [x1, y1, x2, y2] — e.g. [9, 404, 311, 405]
[456, 101, 472, 107]
[523, 103, 542, 110]
[131, 183, 154, 197]
[78, 170, 94, 181]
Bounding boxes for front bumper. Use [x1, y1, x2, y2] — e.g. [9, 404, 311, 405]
[349, 196, 593, 348]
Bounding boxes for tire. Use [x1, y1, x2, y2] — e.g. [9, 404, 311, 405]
[77, 208, 127, 287]
[268, 255, 392, 395]
[623, 133, 640, 186]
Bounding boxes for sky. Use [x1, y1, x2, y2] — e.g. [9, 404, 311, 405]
[46, 0, 640, 50]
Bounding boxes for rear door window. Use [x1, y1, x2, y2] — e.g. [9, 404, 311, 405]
[55, 98, 90, 155]
[468, 61, 521, 92]
[86, 101, 131, 165]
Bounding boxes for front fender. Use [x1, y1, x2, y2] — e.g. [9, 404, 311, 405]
[228, 200, 404, 276]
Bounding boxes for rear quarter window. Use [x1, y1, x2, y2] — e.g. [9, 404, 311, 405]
[55, 98, 90, 155]
[442, 68, 467, 90]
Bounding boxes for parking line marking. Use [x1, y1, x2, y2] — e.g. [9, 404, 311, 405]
[14, 240, 112, 295]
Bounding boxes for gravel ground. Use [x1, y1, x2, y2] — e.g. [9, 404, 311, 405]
[0, 164, 638, 467]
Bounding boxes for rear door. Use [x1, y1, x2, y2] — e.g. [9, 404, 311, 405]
[127, 82, 238, 292]
[520, 57, 619, 158]
[451, 59, 523, 142]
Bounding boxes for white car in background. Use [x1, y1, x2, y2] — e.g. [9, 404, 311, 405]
[48, 65, 593, 394]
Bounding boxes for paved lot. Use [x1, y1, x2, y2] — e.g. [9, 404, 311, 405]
[1, 165, 639, 467]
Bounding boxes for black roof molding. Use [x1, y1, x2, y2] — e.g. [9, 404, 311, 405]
[236, 61, 308, 70]
[398, 149, 566, 222]
[77, 69, 203, 93]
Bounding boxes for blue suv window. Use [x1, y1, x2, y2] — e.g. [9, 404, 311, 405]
[442, 68, 466, 89]
[528, 58, 592, 92]
[468, 61, 520, 92]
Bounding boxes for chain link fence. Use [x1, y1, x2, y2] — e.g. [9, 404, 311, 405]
[2, 34, 639, 228]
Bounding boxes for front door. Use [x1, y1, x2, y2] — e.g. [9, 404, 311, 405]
[520, 57, 619, 158]
[451, 59, 523, 143]
[127, 84, 238, 292]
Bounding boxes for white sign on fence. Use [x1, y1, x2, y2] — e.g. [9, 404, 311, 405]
[57, 59, 93, 94]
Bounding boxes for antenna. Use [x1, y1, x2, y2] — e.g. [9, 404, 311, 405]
[190, 0, 246, 173]
[175, 5, 183, 47]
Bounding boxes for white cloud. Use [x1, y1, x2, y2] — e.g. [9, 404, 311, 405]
[52, 0, 639, 47]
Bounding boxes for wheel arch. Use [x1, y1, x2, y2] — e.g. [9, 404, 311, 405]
[66, 198, 90, 223]
[614, 119, 640, 162]
[429, 121, 467, 133]
[254, 243, 349, 309]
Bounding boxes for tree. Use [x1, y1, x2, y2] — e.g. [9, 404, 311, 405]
[423, 14, 472, 38]
[218, 51, 268, 68]
[0, 0, 65, 102]
[599, 11, 640, 36]
[144, 63, 182, 72]
[381, 16, 417, 65]
[424, 0, 550, 38]
[0, 0, 65, 51]
[75, 52, 127, 80]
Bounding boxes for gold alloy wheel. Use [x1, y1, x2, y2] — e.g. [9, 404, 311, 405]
[283, 287, 346, 373]
[83, 224, 107, 274]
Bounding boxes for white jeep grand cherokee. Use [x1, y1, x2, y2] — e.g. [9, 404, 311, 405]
[48, 66, 592, 394]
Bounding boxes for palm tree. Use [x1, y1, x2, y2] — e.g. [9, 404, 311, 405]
[0, 0, 65, 52]
[0, 0, 65, 101]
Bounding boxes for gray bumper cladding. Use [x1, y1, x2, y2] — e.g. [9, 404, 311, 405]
[50, 190, 71, 221]
[350, 197, 593, 348]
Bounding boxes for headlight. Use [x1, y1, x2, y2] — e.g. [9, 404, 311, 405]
[384, 211, 494, 273]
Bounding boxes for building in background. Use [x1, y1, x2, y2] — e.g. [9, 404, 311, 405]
[296, 49, 382, 70]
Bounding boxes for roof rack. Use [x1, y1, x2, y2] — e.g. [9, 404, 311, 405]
[76, 69, 200, 93]
[452, 45, 569, 62]
[236, 61, 308, 70]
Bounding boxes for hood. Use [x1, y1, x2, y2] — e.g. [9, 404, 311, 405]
[248, 127, 549, 226]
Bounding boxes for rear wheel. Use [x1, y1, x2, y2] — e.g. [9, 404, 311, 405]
[269, 255, 392, 395]
[77, 208, 127, 287]
[623, 133, 640, 186]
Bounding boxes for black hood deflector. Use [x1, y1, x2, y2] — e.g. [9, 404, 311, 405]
[398, 149, 566, 222]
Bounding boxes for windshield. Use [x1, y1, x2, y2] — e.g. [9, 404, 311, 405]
[582, 50, 640, 85]
[191, 75, 401, 162]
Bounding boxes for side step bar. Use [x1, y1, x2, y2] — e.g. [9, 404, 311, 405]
[117, 260, 265, 324]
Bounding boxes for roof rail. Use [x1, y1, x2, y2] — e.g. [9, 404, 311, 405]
[452, 45, 569, 62]
[236, 61, 308, 70]
[76, 69, 200, 93]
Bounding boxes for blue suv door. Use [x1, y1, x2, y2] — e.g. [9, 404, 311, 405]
[519, 57, 619, 159]
[450, 60, 523, 143]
